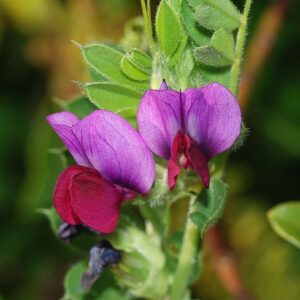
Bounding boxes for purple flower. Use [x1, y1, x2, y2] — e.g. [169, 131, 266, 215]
[47, 110, 155, 233]
[137, 82, 241, 189]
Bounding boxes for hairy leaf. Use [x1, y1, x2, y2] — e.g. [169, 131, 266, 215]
[130, 49, 152, 69]
[193, 0, 241, 32]
[182, 0, 211, 46]
[169, 34, 188, 66]
[85, 82, 141, 112]
[156, 0, 183, 57]
[121, 55, 150, 81]
[81, 43, 148, 90]
[190, 179, 227, 235]
[194, 28, 235, 67]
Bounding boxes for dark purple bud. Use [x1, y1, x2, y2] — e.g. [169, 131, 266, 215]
[81, 240, 121, 290]
[57, 222, 84, 242]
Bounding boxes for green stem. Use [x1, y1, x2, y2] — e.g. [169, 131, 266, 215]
[140, 0, 155, 55]
[170, 195, 200, 300]
[230, 0, 252, 95]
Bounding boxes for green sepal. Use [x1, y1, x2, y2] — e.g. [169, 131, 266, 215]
[81, 43, 148, 90]
[156, 0, 183, 57]
[190, 179, 227, 235]
[194, 28, 235, 67]
[268, 201, 300, 249]
[192, 0, 241, 32]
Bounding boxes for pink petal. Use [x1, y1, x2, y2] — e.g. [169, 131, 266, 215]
[47, 112, 92, 167]
[185, 135, 210, 188]
[167, 131, 185, 190]
[53, 166, 85, 225]
[70, 167, 125, 234]
[183, 83, 241, 158]
[137, 90, 182, 159]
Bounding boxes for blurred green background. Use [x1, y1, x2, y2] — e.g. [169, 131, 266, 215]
[0, 0, 299, 299]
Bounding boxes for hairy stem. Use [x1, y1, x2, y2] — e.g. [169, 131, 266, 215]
[140, 0, 155, 55]
[170, 195, 200, 300]
[230, 0, 253, 95]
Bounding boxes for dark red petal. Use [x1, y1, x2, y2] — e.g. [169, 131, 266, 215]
[71, 169, 125, 234]
[53, 166, 83, 225]
[167, 131, 184, 190]
[185, 135, 210, 188]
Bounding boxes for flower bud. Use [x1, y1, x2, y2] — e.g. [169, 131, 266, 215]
[111, 226, 169, 299]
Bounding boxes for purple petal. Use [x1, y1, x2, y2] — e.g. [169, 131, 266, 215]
[72, 110, 155, 194]
[137, 90, 182, 159]
[47, 112, 92, 167]
[183, 83, 241, 157]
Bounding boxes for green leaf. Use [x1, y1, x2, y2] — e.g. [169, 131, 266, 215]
[85, 82, 141, 113]
[55, 96, 96, 119]
[172, 0, 183, 12]
[120, 55, 150, 81]
[63, 262, 87, 300]
[88, 66, 108, 82]
[118, 108, 137, 128]
[169, 34, 188, 67]
[81, 43, 148, 90]
[38, 207, 60, 234]
[129, 49, 152, 69]
[181, 0, 211, 46]
[94, 289, 130, 300]
[200, 66, 231, 87]
[181, 47, 195, 79]
[194, 28, 235, 67]
[194, 46, 230, 67]
[190, 179, 227, 235]
[156, 0, 183, 57]
[268, 201, 300, 249]
[193, 0, 241, 32]
[211, 28, 235, 59]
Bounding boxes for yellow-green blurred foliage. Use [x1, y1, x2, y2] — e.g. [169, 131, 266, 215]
[0, 0, 138, 98]
[0, 1, 300, 300]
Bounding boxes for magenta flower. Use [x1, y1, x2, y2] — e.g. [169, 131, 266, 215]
[137, 82, 241, 189]
[47, 110, 155, 233]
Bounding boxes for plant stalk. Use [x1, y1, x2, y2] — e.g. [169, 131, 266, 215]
[170, 195, 200, 300]
[140, 0, 155, 55]
[230, 0, 253, 95]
